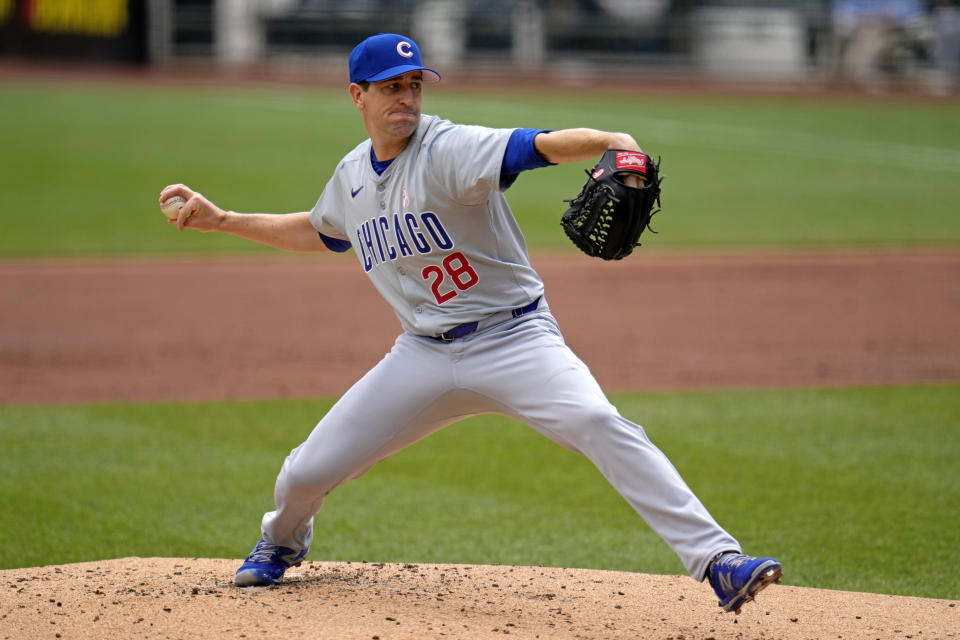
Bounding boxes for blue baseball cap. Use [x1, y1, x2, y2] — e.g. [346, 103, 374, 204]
[349, 33, 441, 84]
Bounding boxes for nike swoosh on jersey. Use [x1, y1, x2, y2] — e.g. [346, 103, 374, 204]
[351, 186, 364, 198]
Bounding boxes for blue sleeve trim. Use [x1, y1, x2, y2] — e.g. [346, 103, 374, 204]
[500, 128, 553, 190]
[319, 233, 352, 253]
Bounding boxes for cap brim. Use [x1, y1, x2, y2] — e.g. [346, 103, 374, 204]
[364, 65, 441, 83]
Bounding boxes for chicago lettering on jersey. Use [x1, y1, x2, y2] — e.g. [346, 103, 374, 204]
[355, 211, 454, 272]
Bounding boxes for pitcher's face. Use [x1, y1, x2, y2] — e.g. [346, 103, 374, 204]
[353, 71, 423, 144]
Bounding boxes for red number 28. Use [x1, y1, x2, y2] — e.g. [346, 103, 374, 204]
[422, 251, 480, 305]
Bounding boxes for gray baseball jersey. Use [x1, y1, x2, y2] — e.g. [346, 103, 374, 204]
[310, 114, 544, 336]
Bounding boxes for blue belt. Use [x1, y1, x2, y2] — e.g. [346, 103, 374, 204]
[432, 297, 541, 342]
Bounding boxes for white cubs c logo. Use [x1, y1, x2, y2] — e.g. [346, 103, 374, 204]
[397, 41, 414, 58]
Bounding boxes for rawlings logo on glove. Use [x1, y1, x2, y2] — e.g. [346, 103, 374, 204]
[561, 149, 662, 260]
[614, 150, 647, 171]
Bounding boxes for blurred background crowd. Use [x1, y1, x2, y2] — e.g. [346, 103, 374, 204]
[1, 0, 958, 94]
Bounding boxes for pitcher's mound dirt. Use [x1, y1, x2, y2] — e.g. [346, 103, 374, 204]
[2, 558, 957, 640]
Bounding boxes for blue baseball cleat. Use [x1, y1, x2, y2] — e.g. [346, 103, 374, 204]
[708, 553, 782, 613]
[234, 538, 308, 587]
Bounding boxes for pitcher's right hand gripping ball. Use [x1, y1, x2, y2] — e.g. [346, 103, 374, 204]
[561, 149, 662, 260]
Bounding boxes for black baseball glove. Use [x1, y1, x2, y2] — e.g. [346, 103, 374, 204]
[561, 149, 662, 260]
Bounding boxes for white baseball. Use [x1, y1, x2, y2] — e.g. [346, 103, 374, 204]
[160, 195, 186, 220]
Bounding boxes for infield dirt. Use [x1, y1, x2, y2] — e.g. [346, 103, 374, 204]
[2, 248, 958, 639]
[3, 249, 959, 404]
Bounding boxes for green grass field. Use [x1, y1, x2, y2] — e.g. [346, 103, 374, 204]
[1, 78, 958, 601]
[0, 81, 958, 255]
[1, 386, 957, 599]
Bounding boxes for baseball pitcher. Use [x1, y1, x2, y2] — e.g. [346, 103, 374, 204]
[158, 33, 781, 614]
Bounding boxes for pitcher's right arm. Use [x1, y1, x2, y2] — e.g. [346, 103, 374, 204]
[158, 184, 329, 254]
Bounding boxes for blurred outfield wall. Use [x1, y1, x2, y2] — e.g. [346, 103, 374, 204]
[0, 0, 955, 92]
